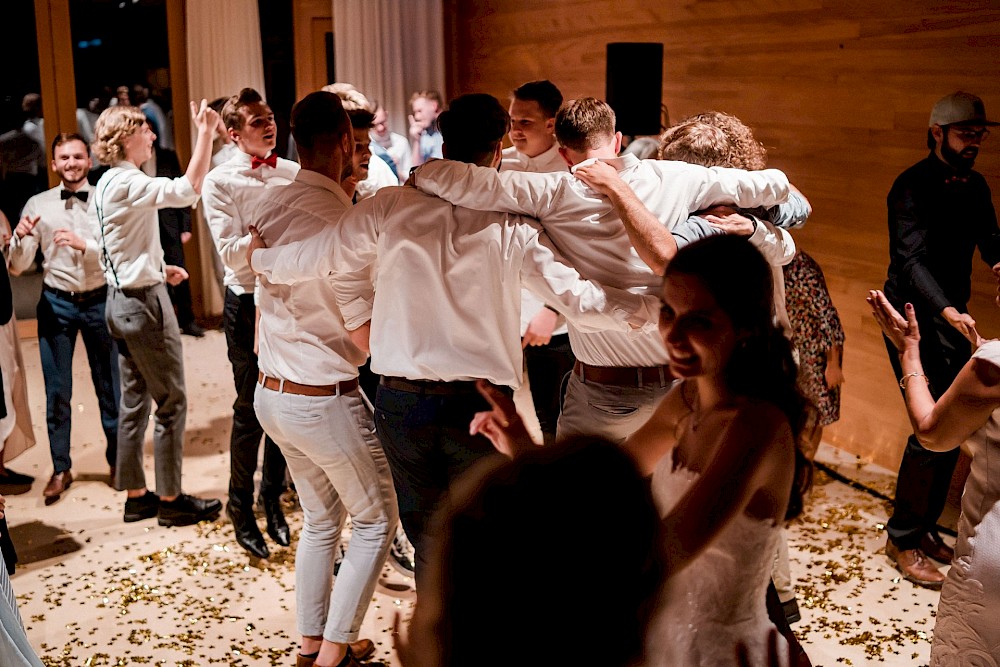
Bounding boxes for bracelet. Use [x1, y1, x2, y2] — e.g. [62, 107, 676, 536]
[899, 372, 929, 390]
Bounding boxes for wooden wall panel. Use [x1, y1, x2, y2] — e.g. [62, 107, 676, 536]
[443, 0, 1000, 471]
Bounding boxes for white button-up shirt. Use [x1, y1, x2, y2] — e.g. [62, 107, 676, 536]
[92, 162, 200, 289]
[202, 150, 299, 295]
[500, 143, 571, 336]
[9, 183, 105, 292]
[252, 170, 367, 385]
[251, 185, 658, 389]
[500, 143, 568, 174]
[413, 154, 790, 367]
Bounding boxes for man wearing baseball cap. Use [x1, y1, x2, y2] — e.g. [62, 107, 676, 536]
[882, 91, 1000, 588]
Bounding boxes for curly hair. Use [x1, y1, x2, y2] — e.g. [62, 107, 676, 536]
[658, 111, 767, 170]
[92, 105, 147, 166]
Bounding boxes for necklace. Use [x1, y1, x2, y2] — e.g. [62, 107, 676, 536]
[681, 380, 703, 433]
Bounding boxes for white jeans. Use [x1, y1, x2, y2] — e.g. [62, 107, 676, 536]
[254, 386, 397, 643]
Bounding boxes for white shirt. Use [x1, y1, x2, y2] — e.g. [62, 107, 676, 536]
[413, 154, 790, 367]
[252, 170, 367, 385]
[92, 162, 199, 289]
[9, 183, 105, 292]
[251, 185, 658, 389]
[371, 131, 411, 182]
[500, 142, 572, 336]
[202, 151, 300, 294]
[355, 153, 399, 202]
[500, 143, 567, 174]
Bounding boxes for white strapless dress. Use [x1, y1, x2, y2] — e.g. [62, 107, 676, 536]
[645, 452, 784, 667]
[930, 341, 1000, 665]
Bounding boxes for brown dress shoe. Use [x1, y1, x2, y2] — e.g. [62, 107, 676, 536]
[43, 471, 73, 497]
[349, 638, 375, 661]
[919, 531, 955, 564]
[886, 540, 944, 589]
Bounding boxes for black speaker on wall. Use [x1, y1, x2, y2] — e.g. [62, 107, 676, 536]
[606, 42, 664, 137]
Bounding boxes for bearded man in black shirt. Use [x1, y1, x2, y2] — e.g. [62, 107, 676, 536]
[883, 91, 1000, 588]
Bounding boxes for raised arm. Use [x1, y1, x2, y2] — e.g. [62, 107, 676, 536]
[183, 100, 220, 194]
[691, 165, 790, 212]
[413, 159, 563, 219]
[869, 289, 1000, 451]
[575, 159, 676, 275]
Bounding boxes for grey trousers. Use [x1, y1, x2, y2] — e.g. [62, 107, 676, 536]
[254, 385, 397, 643]
[105, 283, 186, 496]
[555, 372, 674, 444]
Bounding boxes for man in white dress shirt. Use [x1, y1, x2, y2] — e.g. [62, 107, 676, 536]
[412, 97, 792, 444]
[202, 88, 299, 559]
[9, 133, 118, 499]
[500, 80, 574, 446]
[250, 91, 396, 667]
[92, 102, 222, 526]
[248, 94, 659, 585]
[370, 102, 409, 183]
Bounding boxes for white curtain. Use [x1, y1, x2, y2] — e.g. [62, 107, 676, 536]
[331, 0, 445, 136]
[184, 0, 266, 317]
[185, 0, 267, 103]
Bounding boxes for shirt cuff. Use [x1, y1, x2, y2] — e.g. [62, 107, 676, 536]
[340, 297, 374, 331]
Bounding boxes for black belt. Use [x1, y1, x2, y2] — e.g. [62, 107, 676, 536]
[44, 284, 107, 304]
[573, 361, 673, 387]
[380, 376, 513, 397]
[113, 283, 158, 299]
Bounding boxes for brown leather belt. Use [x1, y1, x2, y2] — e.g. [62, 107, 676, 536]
[573, 361, 672, 388]
[257, 371, 358, 397]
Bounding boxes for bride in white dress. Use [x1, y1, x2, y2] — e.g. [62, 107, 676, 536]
[623, 236, 813, 667]
[870, 287, 1000, 665]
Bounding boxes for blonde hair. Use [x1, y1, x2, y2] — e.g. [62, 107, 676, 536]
[92, 106, 147, 166]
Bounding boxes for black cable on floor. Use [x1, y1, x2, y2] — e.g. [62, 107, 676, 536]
[813, 460, 957, 539]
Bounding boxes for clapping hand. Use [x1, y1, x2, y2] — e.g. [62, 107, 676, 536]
[14, 214, 40, 239]
[867, 290, 919, 353]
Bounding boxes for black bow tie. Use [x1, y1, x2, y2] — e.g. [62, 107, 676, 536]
[61, 190, 89, 202]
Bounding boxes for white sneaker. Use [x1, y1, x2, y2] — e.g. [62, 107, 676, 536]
[388, 525, 415, 577]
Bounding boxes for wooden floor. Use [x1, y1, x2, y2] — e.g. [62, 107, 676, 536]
[4, 330, 944, 666]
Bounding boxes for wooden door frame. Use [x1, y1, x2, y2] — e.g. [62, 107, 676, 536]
[33, 0, 207, 320]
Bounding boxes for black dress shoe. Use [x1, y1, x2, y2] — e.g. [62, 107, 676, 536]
[226, 503, 269, 558]
[181, 322, 206, 338]
[0, 468, 35, 485]
[158, 494, 222, 527]
[262, 495, 291, 546]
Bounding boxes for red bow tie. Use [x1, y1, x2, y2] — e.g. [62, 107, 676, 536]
[251, 153, 278, 169]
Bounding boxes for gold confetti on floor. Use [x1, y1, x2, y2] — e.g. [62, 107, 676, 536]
[8, 331, 942, 666]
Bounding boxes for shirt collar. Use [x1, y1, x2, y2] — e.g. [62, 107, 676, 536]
[515, 143, 562, 168]
[570, 153, 639, 174]
[56, 181, 93, 194]
[295, 169, 354, 208]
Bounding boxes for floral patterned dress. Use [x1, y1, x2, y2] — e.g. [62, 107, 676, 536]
[782, 250, 845, 426]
